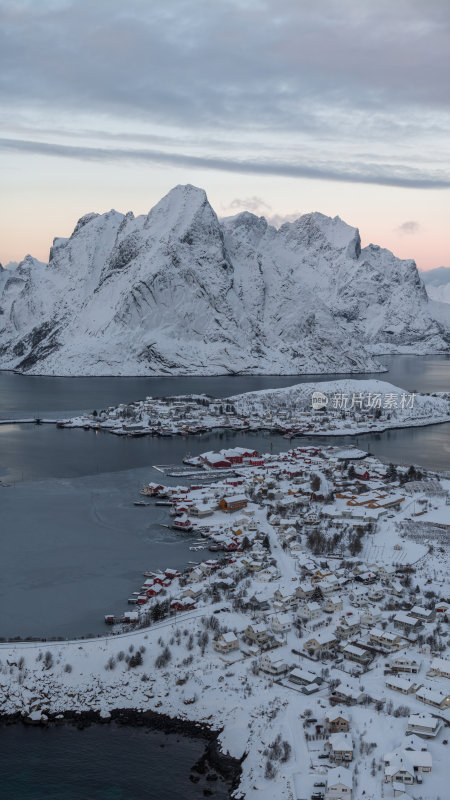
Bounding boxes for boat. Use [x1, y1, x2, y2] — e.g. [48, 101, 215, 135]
[134, 501, 149, 506]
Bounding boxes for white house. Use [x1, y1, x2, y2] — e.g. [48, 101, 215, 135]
[303, 630, 337, 655]
[369, 628, 402, 650]
[273, 584, 296, 610]
[325, 733, 354, 762]
[391, 656, 421, 675]
[289, 667, 320, 686]
[367, 586, 385, 602]
[260, 652, 289, 675]
[415, 685, 450, 709]
[378, 564, 396, 581]
[270, 613, 292, 634]
[410, 605, 434, 622]
[324, 595, 343, 614]
[325, 766, 352, 799]
[385, 676, 420, 695]
[214, 631, 239, 653]
[182, 586, 204, 600]
[189, 567, 205, 583]
[244, 622, 270, 645]
[360, 606, 382, 627]
[393, 612, 422, 633]
[342, 644, 372, 666]
[389, 580, 404, 597]
[295, 580, 315, 600]
[407, 713, 441, 737]
[298, 601, 322, 621]
[427, 656, 450, 679]
[335, 615, 361, 640]
[331, 680, 366, 705]
[348, 586, 369, 608]
[319, 575, 341, 595]
[384, 748, 432, 784]
[384, 756, 414, 786]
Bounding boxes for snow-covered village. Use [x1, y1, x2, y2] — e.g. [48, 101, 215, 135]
[57, 380, 450, 439]
[1, 427, 449, 799]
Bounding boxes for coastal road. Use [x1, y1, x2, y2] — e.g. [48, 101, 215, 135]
[0, 605, 217, 653]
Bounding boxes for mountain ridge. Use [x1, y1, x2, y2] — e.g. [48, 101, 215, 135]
[0, 184, 448, 376]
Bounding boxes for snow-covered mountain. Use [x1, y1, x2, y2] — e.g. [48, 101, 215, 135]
[0, 185, 448, 376]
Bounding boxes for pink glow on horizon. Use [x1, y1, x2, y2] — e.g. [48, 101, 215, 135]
[0, 163, 448, 272]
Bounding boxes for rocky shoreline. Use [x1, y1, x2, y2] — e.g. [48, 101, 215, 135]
[0, 706, 244, 798]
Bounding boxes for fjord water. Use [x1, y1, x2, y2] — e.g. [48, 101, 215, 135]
[2, 354, 450, 419]
[0, 724, 231, 800]
[0, 354, 449, 639]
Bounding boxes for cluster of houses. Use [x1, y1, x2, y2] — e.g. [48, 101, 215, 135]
[62, 384, 432, 440]
[103, 441, 450, 798]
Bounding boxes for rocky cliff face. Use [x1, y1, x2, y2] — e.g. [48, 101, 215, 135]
[0, 185, 447, 375]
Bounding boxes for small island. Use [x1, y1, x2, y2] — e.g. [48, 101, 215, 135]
[58, 379, 450, 439]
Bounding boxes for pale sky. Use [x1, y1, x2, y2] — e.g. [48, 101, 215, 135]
[0, 0, 449, 269]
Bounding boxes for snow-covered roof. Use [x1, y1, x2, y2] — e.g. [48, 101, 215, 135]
[326, 766, 352, 788]
[221, 631, 238, 643]
[328, 732, 353, 751]
[408, 713, 439, 728]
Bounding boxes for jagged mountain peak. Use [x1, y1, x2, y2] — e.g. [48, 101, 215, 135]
[145, 184, 217, 240]
[16, 254, 46, 272]
[279, 211, 361, 260]
[71, 212, 101, 237]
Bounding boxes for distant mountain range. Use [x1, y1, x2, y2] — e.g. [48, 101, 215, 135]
[0, 185, 449, 376]
[421, 267, 450, 304]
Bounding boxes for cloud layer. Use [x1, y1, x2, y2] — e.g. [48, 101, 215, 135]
[1, 136, 449, 190]
[0, 0, 449, 187]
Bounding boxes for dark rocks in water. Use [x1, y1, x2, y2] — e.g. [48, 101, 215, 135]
[0, 706, 243, 793]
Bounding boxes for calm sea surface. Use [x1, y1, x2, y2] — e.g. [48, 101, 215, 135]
[1, 354, 450, 419]
[0, 724, 230, 800]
